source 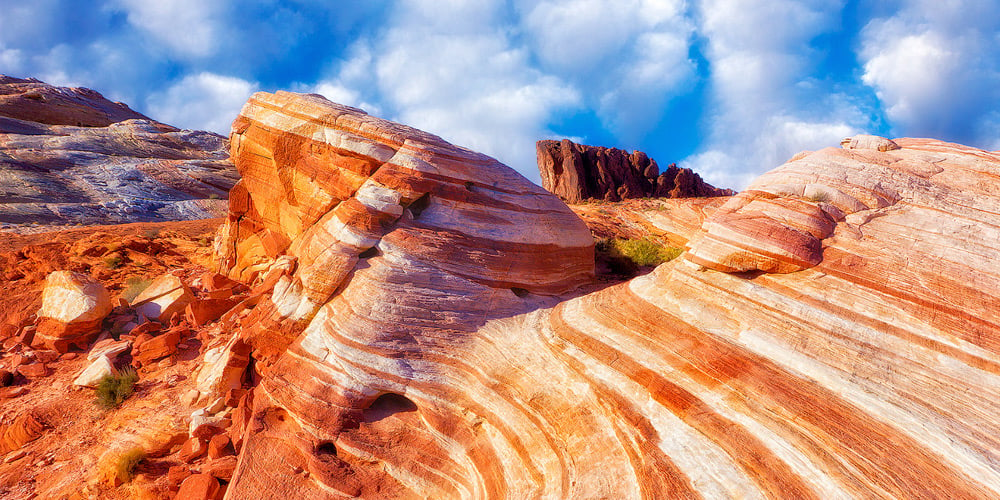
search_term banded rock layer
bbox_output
[215,92,596,496]
[221,105,1000,500]
[0,75,238,227]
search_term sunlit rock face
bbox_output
[0,75,237,226]
[223,114,1000,499]
[217,91,596,497]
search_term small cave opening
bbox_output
[358,246,380,259]
[464,181,475,191]
[315,441,338,458]
[510,287,530,298]
[362,392,418,423]
[408,193,432,218]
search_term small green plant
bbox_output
[103,254,124,269]
[805,191,831,203]
[121,277,152,303]
[95,367,139,410]
[113,446,146,484]
[208,193,220,200]
[596,238,683,275]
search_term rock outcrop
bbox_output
[536,138,733,202]
[0,75,238,228]
[34,270,112,351]
[213,91,595,497]
[216,127,1000,498]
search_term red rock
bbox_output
[0,370,12,387]
[33,271,112,352]
[536,139,733,202]
[132,273,195,323]
[184,298,239,327]
[15,362,49,378]
[59,352,77,361]
[178,437,207,463]
[204,455,237,481]
[206,434,233,460]
[33,350,59,363]
[167,465,192,492]
[0,75,150,127]
[175,473,221,500]
[128,321,161,337]
[0,412,45,454]
[0,386,28,399]
[131,327,182,368]
[192,422,226,441]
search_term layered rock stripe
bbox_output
[220,92,1000,500]
[0,75,238,226]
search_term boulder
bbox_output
[175,473,221,500]
[132,273,195,323]
[204,455,237,481]
[15,362,49,378]
[185,298,239,327]
[73,355,116,388]
[178,437,208,463]
[206,434,233,460]
[536,138,734,202]
[34,270,112,352]
[0,412,45,454]
[87,338,131,361]
[131,327,183,368]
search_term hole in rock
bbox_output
[510,287,529,298]
[408,193,431,218]
[315,441,338,458]
[362,393,418,423]
[464,181,475,191]
[358,246,380,259]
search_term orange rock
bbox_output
[15,362,49,378]
[0,411,45,454]
[184,298,239,327]
[178,437,207,463]
[206,434,233,460]
[167,465,192,492]
[175,473,221,500]
[204,455,237,481]
[0,370,12,387]
[132,273,195,323]
[131,327,182,368]
[33,270,112,352]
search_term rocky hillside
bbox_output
[1,89,999,499]
[0,76,238,229]
[537,138,733,202]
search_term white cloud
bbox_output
[146,72,257,134]
[681,0,867,190]
[311,0,582,182]
[859,1,1000,146]
[113,0,225,58]
[519,0,696,139]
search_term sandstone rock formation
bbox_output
[537,138,733,202]
[34,270,112,352]
[212,91,595,497]
[215,124,1000,498]
[0,75,238,228]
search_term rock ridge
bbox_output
[536,138,733,202]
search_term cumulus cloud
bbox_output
[146,72,257,134]
[681,0,867,190]
[312,0,582,181]
[519,0,696,140]
[859,1,1000,147]
[112,0,225,59]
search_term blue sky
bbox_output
[1,0,998,190]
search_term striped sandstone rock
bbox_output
[222,104,1000,500]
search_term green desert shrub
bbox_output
[113,446,146,484]
[95,367,139,410]
[596,238,683,275]
[121,277,152,303]
[103,253,124,269]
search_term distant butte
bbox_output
[536,138,733,202]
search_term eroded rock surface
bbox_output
[0,75,238,227]
[536,138,733,202]
[220,129,1000,499]
[34,270,112,352]
[215,91,595,497]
